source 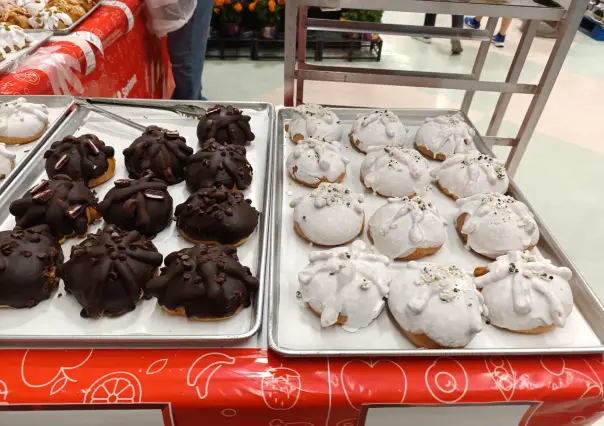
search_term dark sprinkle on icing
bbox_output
[197,104,255,146]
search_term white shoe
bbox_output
[412,36,432,44]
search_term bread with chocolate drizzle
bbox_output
[196,105,255,146]
[175,186,259,246]
[185,139,253,192]
[9,175,100,242]
[0,225,64,309]
[44,134,116,187]
[99,175,173,236]
[147,244,259,320]
[123,126,193,184]
[58,225,163,318]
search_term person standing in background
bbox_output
[464,16,512,47]
[414,14,464,54]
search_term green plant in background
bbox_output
[340,9,384,23]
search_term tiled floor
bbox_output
[203,12,604,302]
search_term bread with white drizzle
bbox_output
[415,113,476,161]
[473,250,573,334]
[388,262,487,348]
[349,110,408,153]
[0,97,49,144]
[0,23,33,62]
[28,6,72,29]
[0,143,15,179]
[286,136,349,187]
[286,104,342,143]
[298,240,391,332]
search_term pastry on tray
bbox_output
[298,240,391,332]
[58,225,163,318]
[415,113,476,161]
[286,104,342,143]
[0,143,15,180]
[99,175,174,236]
[431,150,509,200]
[474,250,573,334]
[28,6,73,29]
[368,196,446,261]
[44,134,116,187]
[456,193,539,259]
[0,23,34,61]
[388,262,487,349]
[0,0,22,15]
[123,126,193,184]
[45,0,86,20]
[22,0,47,17]
[2,7,30,28]
[9,175,101,243]
[0,97,49,144]
[196,104,255,146]
[0,225,63,309]
[184,139,252,192]
[290,182,365,246]
[286,136,349,187]
[360,146,431,198]
[349,110,408,153]
[147,244,259,321]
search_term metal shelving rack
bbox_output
[283,0,590,176]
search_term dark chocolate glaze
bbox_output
[99,176,173,236]
[58,225,163,318]
[123,126,193,184]
[175,186,259,245]
[44,134,115,186]
[185,140,253,192]
[196,105,255,146]
[147,244,259,319]
[0,225,64,309]
[9,175,99,240]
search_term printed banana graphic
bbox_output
[187,352,236,400]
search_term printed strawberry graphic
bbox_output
[262,365,301,410]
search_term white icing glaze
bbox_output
[415,113,476,159]
[28,6,73,30]
[23,0,47,16]
[298,240,391,332]
[432,150,509,198]
[474,250,573,331]
[388,262,487,348]
[360,146,432,197]
[286,137,350,186]
[0,24,34,61]
[0,97,49,140]
[0,143,15,178]
[349,110,408,152]
[288,104,343,142]
[290,182,365,246]
[368,196,446,259]
[456,193,539,259]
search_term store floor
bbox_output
[203,12,604,303]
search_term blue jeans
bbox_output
[167,0,213,100]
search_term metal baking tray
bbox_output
[0,31,52,76]
[0,98,274,347]
[268,107,604,357]
[25,0,104,35]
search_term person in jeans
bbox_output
[464,16,512,47]
[414,14,464,54]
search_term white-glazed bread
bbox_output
[415,113,476,160]
[349,110,408,153]
[0,143,15,179]
[28,6,72,29]
[0,97,49,144]
[0,23,33,61]
[286,137,349,187]
[287,104,342,143]
[22,0,47,16]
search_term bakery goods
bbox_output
[45,0,85,20]
[415,113,476,161]
[0,97,49,144]
[175,186,258,246]
[456,193,539,259]
[286,104,342,143]
[349,110,408,153]
[298,240,391,332]
[360,146,431,198]
[58,225,163,318]
[0,143,15,179]
[48,0,94,11]
[28,6,73,29]
[388,262,487,349]
[9,175,100,243]
[474,250,573,334]
[123,126,193,184]
[44,134,116,187]
[147,244,259,321]
[368,196,446,260]
[431,150,509,200]
[0,23,34,62]
[22,0,47,16]
[286,137,349,187]
[0,225,63,309]
[99,176,173,236]
[196,105,255,146]
[184,139,252,192]
[0,0,22,14]
[3,7,30,28]
[290,183,364,246]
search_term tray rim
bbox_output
[268,106,604,357]
[0,31,53,76]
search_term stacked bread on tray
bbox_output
[0,104,261,322]
[0,0,98,31]
[286,104,574,349]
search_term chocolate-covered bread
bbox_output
[185,140,253,192]
[123,126,193,184]
[58,225,163,318]
[44,134,116,187]
[99,176,173,236]
[175,186,259,246]
[147,244,259,320]
[196,105,255,146]
[9,175,100,242]
[0,225,64,309]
